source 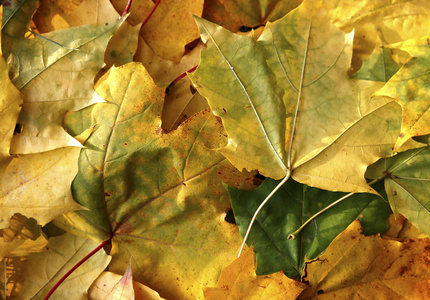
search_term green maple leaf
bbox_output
[366,145,430,237]
[229,178,390,277]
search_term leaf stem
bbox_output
[287,178,380,240]
[123,0,133,15]
[173,65,198,85]
[238,171,291,257]
[142,0,161,27]
[43,238,111,300]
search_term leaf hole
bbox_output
[224,208,236,224]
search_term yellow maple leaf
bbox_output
[205,247,307,299]
[301,220,430,299]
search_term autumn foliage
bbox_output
[1,0,430,299]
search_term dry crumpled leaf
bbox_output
[300,220,430,299]
[205,246,307,299]
[89,265,165,300]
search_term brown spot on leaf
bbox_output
[156,126,166,135]
[399,132,404,138]
[124,142,128,146]
[116,222,132,235]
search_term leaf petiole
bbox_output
[43,238,111,300]
[238,170,291,257]
[287,178,380,240]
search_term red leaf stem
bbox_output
[123,0,133,15]
[122,0,133,15]
[172,65,198,85]
[43,238,111,300]
[142,0,161,27]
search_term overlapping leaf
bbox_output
[1,233,111,299]
[204,247,307,299]
[324,0,430,71]
[366,145,430,238]
[55,63,250,299]
[2,0,124,153]
[89,268,164,300]
[300,220,430,299]
[0,28,82,229]
[111,0,204,63]
[190,0,401,193]
[374,37,430,149]
[203,0,302,31]
[0,214,48,259]
[229,178,390,277]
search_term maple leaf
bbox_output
[366,145,430,238]
[111,0,204,63]
[374,38,430,150]
[162,76,208,130]
[324,0,430,72]
[229,178,391,277]
[0,214,48,259]
[2,233,111,299]
[0,28,82,230]
[205,246,307,299]
[300,220,430,299]
[88,266,165,300]
[2,0,124,153]
[54,63,251,299]
[33,0,141,68]
[202,0,302,31]
[190,0,401,193]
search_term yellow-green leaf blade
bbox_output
[191,0,399,192]
[2,0,124,153]
[366,145,430,237]
[190,16,288,179]
[57,63,246,298]
[374,37,430,150]
[3,233,111,299]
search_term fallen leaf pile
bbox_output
[1,0,430,299]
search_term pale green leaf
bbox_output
[366,146,430,237]
[2,0,123,153]
[190,0,400,193]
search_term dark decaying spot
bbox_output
[317,289,324,294]
[14,124,23,135]
[224,208,236,224]
[239,25,262,32]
